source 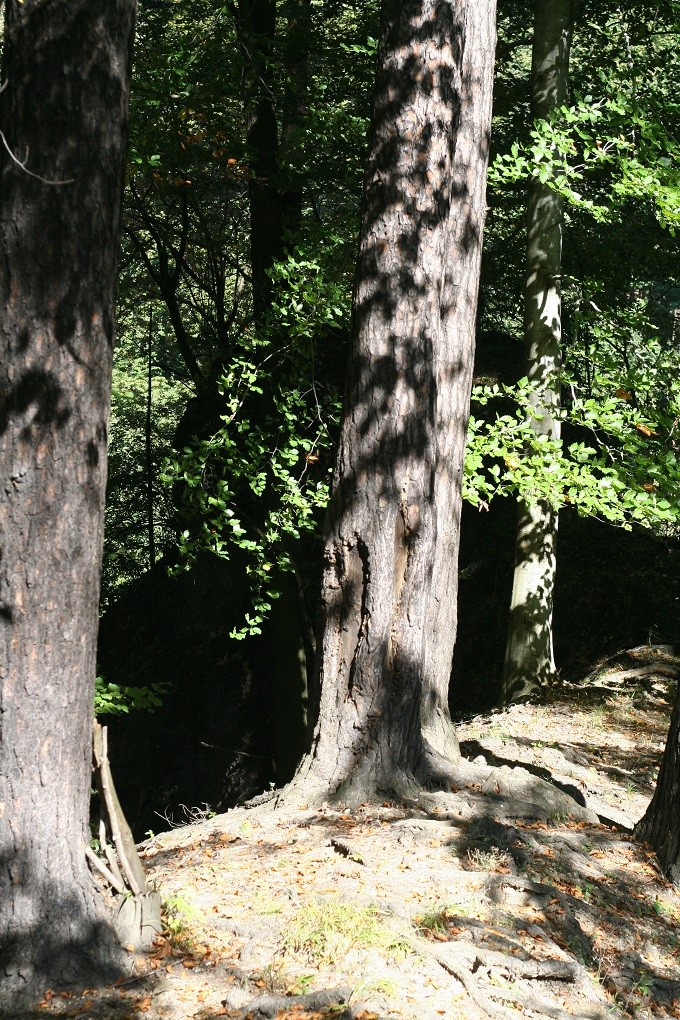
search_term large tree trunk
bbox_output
[635,682,680,884]
[292,0,497,804]
[0,0,136,1008]
[500,0,572,705]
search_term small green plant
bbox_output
[653,897,678,920]
[286,972,316,996]
[162,895,199,948]
[281,899,408,965]
[581,882,595,903]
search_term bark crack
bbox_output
[346,535,370,702]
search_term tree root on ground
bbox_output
[484,874,595,967]
[221,985,352,1018]
[402,930,610,1020]
[378,884,612,1020]
[274,753,600,826]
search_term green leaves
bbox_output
[161,260,344,638]
[489,95,680,230]
[465,330,680,532]
[95,678,167,716]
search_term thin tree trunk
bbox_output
[500,0,572,706]
[146,308,156,570]
[0,0,136,1008]
[236,0,284,326]
[635,682,680,884]
[233,0,311,772]
[280,0,310,236]
[292,0,497,804]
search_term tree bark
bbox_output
[0,0,136,1008]
[500,0,572,706]
[635,681,680,884]
[292,0,497,804]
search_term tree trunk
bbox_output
[146,308,156,570]
[635,682,680,884]
[500,0,572,706]
[292,0,497,804]
[280,0,310,236]
[236,0,284,326]
[0,0,136,1008]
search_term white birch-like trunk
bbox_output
[500,0,572,705]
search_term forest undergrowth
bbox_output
[22,647,680,1020]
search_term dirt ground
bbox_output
[24,647,680,1020]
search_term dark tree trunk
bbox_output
[0,0,136,1008]
[280,0,310,236]
[293,0,497,804]
[146,309,156,570]
[635,682,680,884]
[236,0,284,326]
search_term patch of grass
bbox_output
[415,906,452,935]
[466,846,511,871]
[351,976,399,1001]
[281,898,408,965]
[251,961,290,993]
[251,881,284,915]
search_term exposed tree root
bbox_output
[400,932,516,1020]
[485,874,594,966]
[401,928,608,1020]
[221,985,352,1018]
[273,750,599,826]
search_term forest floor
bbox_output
[26,646,680,1020]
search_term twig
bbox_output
[0,129,74,185]
[93,722,148,896]
[85,845,127,897]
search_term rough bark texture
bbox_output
[0,0,136,1008]
[293,0,497,804]
[635,682,680,883]
[500,0,572,705]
